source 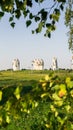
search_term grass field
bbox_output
[0,69,73,79]
[0,70,46,87]
[0,69,73,87]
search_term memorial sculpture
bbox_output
[32,59,44,70]
[12,59,20,71]
[52,57,58,70]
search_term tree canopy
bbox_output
[65,0,73,51]
[0,0,73,50]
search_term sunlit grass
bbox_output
[0,69,73,87]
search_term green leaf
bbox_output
[35,16,40,22]
[9,16,14,22]
[52,14,60,22]
[41,11,47,21]
[5,100,11,111]
[65,77,71,84]
[15,9,21,19]
[46,24,52,32]
[35,28,39,33]
[35,0,38,2]
[35,22,43,33]
[39,0,44,2]
[52,20,55,25]
[14,87,21,100]
[10,22,15,28]
[51,25,56,31]
[41,92,49,98]
[60,4,64,10]
[26,20,32,27]
[39,9,44,14]
[17,1,23,10]
[57,0,66,2]
[0,116,2,125]
[50,14,52,19]
[52,93,61,101]
[27,0,32,7]
[67,81,73,88]
[46,23,51,28]
[52,85,60,91]
[45,29,51,37]
[65,77,73,88]
[54,9,60,14]
[59,84,66,90]
[23,9,29,17]
[0,91,2,101]
[35,0,44,2]
[0,12,4,19]
[32,30,35,34]
[29,13,34,19]
[6,115,10,124]
[38,22,43,32]
[48,32,51,38]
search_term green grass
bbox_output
[0,69,73,90]
[0,69,73,87]
[0,69,72,91]
[0,70,46,87]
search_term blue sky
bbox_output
[0,3,72,70]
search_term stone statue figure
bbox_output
[12,59,20,71]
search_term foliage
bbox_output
[0,0,66,37]
[65,0,73,51]
[0,71,73,130]
[1,0,73,50]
